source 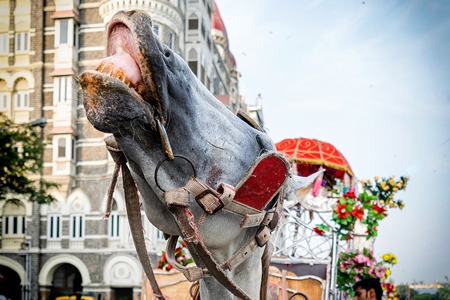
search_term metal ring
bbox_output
[154,155,197,192]
[288,292,309,300]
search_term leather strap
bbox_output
[165,235,210,281]
[221,227,270,271]
[166,202,253,300]
[164,183,284,299]
[182,177,280,229]
[105,136,166,300]
[184,177,235,214]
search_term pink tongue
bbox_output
[101,48,143,86]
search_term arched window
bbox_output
[70,214,84,239]
[15,32,29,53]
[12,78,29,122]
[13,78,29,106]
[1,199,27,249]
[2,200,26,237]
[65,194,88,249]
[108,200,120,239]
[0,79,10,116]
[47,214,61,240]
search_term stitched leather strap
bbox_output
[105,136,166,300]
[164,184,283,300]
[221,227,270,271]
[184,177,235,214]
[183,177,279,229]
[166,203,252,300]
[165,235,210,281]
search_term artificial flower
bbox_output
[351,206,364,220]
[336,204,350,219]
[158,239,193,271]
[373,203,386,215]
[343,190,357,199]
[338,248,398,299]
[313,226,325,236]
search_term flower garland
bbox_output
[361,176,409,209]
[313,175,409,241]
[311,175,409,297]
[337,248,400,300]
[157,240,194,271]
[313,190,386,241]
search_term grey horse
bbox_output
[79,10,316,300]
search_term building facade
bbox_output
[0,0,264,299]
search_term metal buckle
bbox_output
[255,226,271,247]
[195,189,223,214]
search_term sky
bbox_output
[217,0,450,284]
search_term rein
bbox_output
[104,132,289,300]
[105,136,166,300]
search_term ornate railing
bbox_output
[272,205,350,300]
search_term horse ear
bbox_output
[285,168,324,193]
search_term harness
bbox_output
[104,128,289,300]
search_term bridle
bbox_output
[103,117,289,300]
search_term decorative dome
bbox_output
[211,1,228,47]
[228,51,236,67]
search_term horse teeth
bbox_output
[95,61,105,71]
[102,63,114,76]
[114,69,127,81]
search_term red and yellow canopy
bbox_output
[275,137,354,177]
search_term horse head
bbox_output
[79,10,315,299]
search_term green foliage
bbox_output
[412,293,438,300]
[437,283,450,300]
[396,285,419,300]
[396,283,449,300]
[0,113,58,203]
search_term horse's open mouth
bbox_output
[96,22,149,101]
[87,17,165,114]
[79,15,164,133]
